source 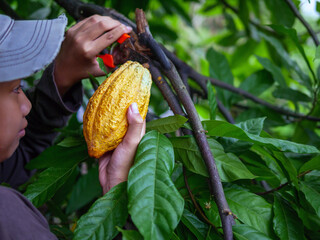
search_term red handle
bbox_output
[97,54,115,68]
[117,33,131,44]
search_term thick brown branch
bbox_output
[284,0,319,46]
[135,9,235,239]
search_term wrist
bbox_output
[53,61,75,96]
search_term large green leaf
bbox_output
[146,115,188,133]
[259,32,311,89]
[180,209,209,240]
[116,227,143,240]
[265,0,295,27]
[203,120,319,154]
[170,136,255,181]
[24,167,76,207]
[300,181,320,218]
[230,39,258,68]
[236,70,274,98]
[225,188,273,236]
[235,117,265,135]
[272,87,311,103]
[273,196,304,240]
[233,224,272,240]
[25,144,89,169]
[270,24,316,83]
[272,151,298,188]
[66,166,102,214]
[73,182,128,240]
[299,155,320,173]
[127,131,184,240]
[206,47,234,108]
[256,55,286,87]
[251,145,286,184]
[180,209,221,240]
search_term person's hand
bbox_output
[54,15,132,96]
[98,103,146,194]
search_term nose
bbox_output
[20,91,32,117]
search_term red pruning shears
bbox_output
[97,33,131,68]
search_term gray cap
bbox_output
[0,14,68,82]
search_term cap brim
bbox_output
[0,14,67,82]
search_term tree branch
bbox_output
[255,170,311,195]
[284,0,319,46]
[135,9,235,239]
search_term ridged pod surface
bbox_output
[83,61,152,158]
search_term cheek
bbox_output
[0,100,22,161]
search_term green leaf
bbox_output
[273,196,304,240]
[206,47,234,108]
[26,144,89,170]
[272,151,298,188]
[230,39,258,68]
[170,136,255,181]
[272,87,311,102]
[300,155,320,173]
[180,209,209,240]
[116,227,143,240]
[146,115,188,133]
[57,136,85,147]
[256,55,286,87]
[265,0,295,27]
[127,131,184,240]
[225,188,273,236]
[235,117,265,135]
[24,167,76,207]
[251,145,286,183]
[233,224,272,240]
[203,120,319,154]
[259,32,311,89]
[207,81,217,120]
[270,24,316,83]
[73,182,128,240]
[97,57,109,75]
[240,70,274,96]
[300,181,320,218]
[66,166,102,214]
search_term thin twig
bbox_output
[219,0,278,37]
[284,0,319,46]
[183,167,218,230]
[255,170,311,195]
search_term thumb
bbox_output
[122,103,145,148]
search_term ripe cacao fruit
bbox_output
[83,61,152,158]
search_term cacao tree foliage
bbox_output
[2,0,320,239]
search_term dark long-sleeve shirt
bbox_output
[0,63,83,240]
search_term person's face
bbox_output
[0,80,31,162]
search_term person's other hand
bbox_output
[54,15,132,95]
[98,103,146,195]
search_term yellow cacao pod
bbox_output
[83,61,152,158]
